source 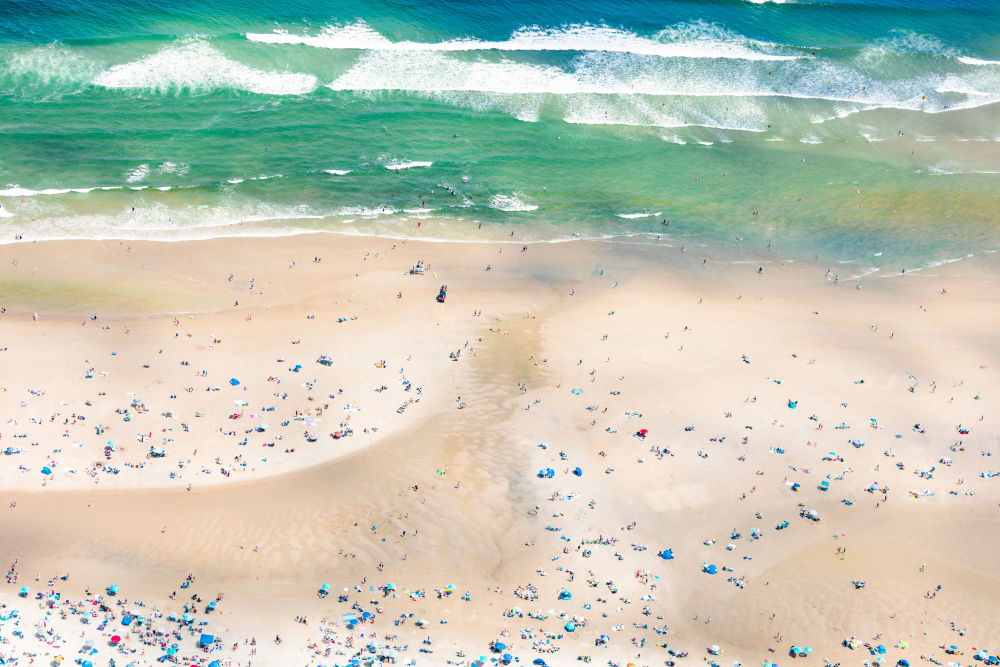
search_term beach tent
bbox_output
[573,467,583,476]
[121,615,133,626]
[199,634,214,647]
[659,549,674,560]
[229,378,240,386]
[342,613,358,624]
[704,564,719,575]
[819,481,830,491]
[558,589,572,600]
[897,661,909,667]
[41,466,52,475]
[534,660,548,666]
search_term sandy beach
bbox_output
[1,233,998,667]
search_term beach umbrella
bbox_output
[534,660,548,666]
[229,378,240,386]
[122,615,133,625]
[362,611,372,619]
[573,467,583,476]
[897,661,909,667]
[182,613,193,623]
[493,642,506,652]
[107,584,119,595]
[110,635,121,644]
[320,583,330,591]
[659,549,674,560]
[166,648,176,656]
[19,586,28,596]
[711,645,721,654]
[41,466,52,475]
[386,582,395,589]
[565,622,576,632]
[704,564,719,575]
[82,661,93,667]
[208,662,221,667]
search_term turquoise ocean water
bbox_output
[1,0,998,271]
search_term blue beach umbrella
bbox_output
[704,564,718,574]
[659,549,674,560]
[229,378,240,386]
[107,584,119,595]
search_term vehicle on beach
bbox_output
[437,284,447,302]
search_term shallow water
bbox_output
[1,0,998,270]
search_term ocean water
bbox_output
[1,0,999,270]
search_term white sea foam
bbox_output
[3,42,98,85]
[249,20,802,61]
[323,169,352,175]
[157,161,190,176]
[863,30,959,58]
[326,47,1000,118]
[957,56,1000,66]
[0,185,100,197]
[661,134,687,144]
[334,206,398,217]
[383,160,433,171]
[125,164,150,183]
[227,178,245,184]
[0,205,13,218]
[488,193,537,212]
[93,39,317,95]
[616,211,663,219]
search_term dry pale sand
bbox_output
[0,234,998,667]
